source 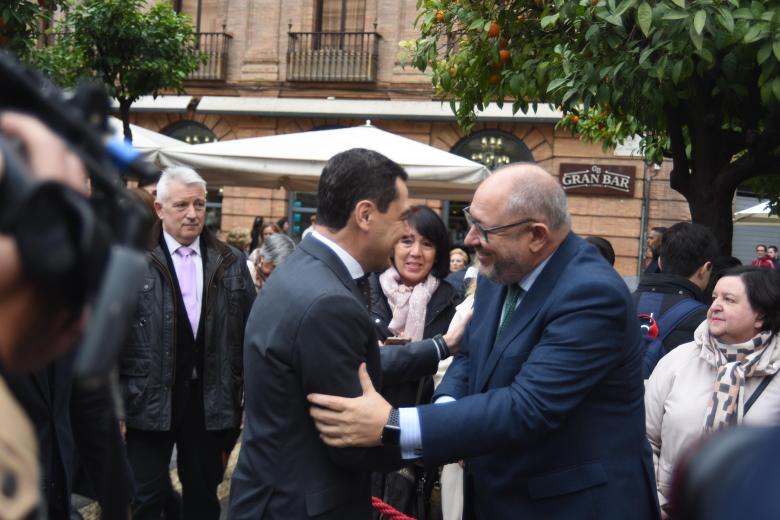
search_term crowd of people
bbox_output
[2,111,780,520]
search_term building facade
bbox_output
[129,0,691,275]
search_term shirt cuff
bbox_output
[435,395,456,404]
[399,407,423,460]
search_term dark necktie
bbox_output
[355,274,371,312]
[495,284,522,344]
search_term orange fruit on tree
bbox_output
[435,10,445,23]
[489,73,500,84]
[488,21,500,38]
[517,15,526,23]
[499,37,509,49]
[499,49,511,64]
[570,115,580,125]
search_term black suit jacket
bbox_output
[229,236,402,519]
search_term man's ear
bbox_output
[154,201,164,220]
[528,223,550,253]
[354,200,374,231]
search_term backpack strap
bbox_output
[745,371,778,415]
[637,291,664,317]
[654,298,706,343]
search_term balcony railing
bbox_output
[189,32,232,81]
[287,31,380,82]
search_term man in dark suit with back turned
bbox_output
[229,148,465,519]
[309,164,659,520]
[121,166,256,519]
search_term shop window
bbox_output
[451,129,534,171]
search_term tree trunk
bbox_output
[119,98,133,143]
[686,181,735,256]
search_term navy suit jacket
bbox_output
[420,233,659,519]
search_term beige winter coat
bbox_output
[645,333,780,516]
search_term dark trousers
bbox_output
[125,380,227,520]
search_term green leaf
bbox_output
[639,47,653,65]
[615,0,637,17]
[509,74,523,96]
[541,13,560,29]
[670,0,685,8]
[774,40,780,62]
[672,60,683,84]
[772,77,780,101]
[662,10,690,20]
[637,2,652,36]
[732,8,753,19]
[743,25,766,44]
[693,10,706,35]
[717,8,735,33]
[758,42,772,64]
[689,22,704,49]
[605,13,623,26]
[547,77,567,92]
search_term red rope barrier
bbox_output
[371,496,416,520]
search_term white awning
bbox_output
[111,96,192,113]
[158,123,489,199]
[195,96,563,122]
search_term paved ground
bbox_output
[77,441,241,519]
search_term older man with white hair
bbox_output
[120,166,255,519]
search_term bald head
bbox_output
[466,163,571,284]
[482,163,571,231]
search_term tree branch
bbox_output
[721,114,780,192]
[665,104,691,199]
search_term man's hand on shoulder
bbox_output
[308,363,391,448]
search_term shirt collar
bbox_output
[311,230,364,280]
[162,230,201,257]
[517,252,553,293]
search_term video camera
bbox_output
[0,51,155,384]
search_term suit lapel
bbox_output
[475,233,581,391]
[470,279,504,393]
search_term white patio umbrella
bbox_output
[734,202,779,223]
[108,117,186,163]
[158,123,490,199]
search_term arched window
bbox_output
[451,129,534,170]
[446,130,534,245]
[161,120,218,145]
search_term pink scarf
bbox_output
[378,266,439,341]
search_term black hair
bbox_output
[400,205,451,280]
[756,244,767,251]
[276,216,288,229]
[138,171,161,188]
[317,148,408,230]
[705,256,743,304]
[585,236,615,266]
[249,216,264,251]
[717,266,780,335]
[659,222,718,277]
[651,226,668,234]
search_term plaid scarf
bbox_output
[698,321,779,432]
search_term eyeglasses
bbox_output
[463,206,536,243]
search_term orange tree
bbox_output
[409,0,780,254]
[33,0,204,142]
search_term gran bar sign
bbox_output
[559,163,636,198]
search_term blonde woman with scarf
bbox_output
[645,266,780,518]
[368,205,459,518]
